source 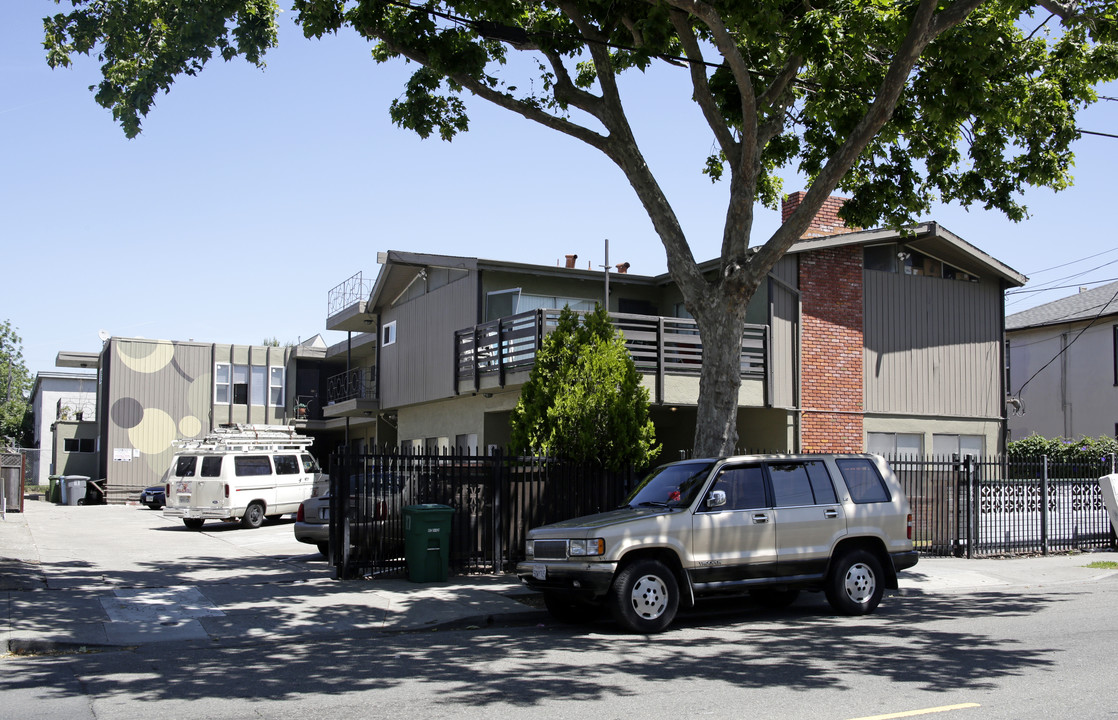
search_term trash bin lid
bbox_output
[61,475,92,481]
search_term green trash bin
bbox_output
[48,476,62,504]
[403,504,455,583]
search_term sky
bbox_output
[4,3,1118,378]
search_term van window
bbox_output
[301,454,321,474]
[234,456,273,477]
[175,456,197,477]
[274,455,300,475]
[201,457,222,477]
[835,459,891,503]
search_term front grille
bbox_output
[534,539,568,560]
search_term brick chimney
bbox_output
[782,191,859,239]
[564,254,578,268]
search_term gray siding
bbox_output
[863,270,1003,418]
[380,275,477,408]
[769,255,799,409]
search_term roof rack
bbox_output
[173,424,314,453]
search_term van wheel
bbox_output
[183,518,205,530]
[240,502,266,529]
[825,549,884,615]
[609,559,679,633]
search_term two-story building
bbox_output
[322,195,1027,459]
[27,370,98,485]
[1006,280,1118,441]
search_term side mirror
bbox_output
[706,489,727,508]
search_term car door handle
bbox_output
[824,508,838,519]
[752,513,770,523]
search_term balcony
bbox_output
[326,271,376,332]
[454,310,770,406]
[323,366,379,419]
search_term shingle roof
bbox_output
[1006,280,1118,330]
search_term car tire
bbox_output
[543,592,600,625]
[183,518,205,530]
[240,502,266,529]
[609,559,679,633]
[751,587,801,609]
[825,549,885,615]
[316,542,330,559]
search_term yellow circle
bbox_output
[128,408,178,455]
[179,415,203,439]
[117,340,175,374]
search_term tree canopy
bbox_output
[510,305,659,470]
[0,320,33,448]
[44,0,1118,456]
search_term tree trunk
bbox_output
[692,299,751,457]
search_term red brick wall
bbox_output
[782,191,858,238]
[799,247,865,452]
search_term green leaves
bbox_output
[510,306,660,471]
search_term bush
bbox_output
[1007,435,1118,478]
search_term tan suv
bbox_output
[516,454,918,633]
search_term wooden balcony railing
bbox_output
[454,309,768,398]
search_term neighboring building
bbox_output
[27,370,98,485]
[1006,281,1118,441]
[55,335,355,500]
[324,194,1027,459]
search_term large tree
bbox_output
[44,0,1118,456]
[0,320,33,448]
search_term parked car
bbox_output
[517,453,918,633]
[295,495,330,558]
[139,486,166,510]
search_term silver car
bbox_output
[294,494,330,558]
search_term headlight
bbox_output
[568,538,605,557]
[525,540,534,559]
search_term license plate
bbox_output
[532,564,547,581]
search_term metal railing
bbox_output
[327,272,373,317]
[326,366,377,404]
[453,309,768,394]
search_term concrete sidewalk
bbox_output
[3,498,1117,653]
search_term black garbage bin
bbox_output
[403,504,455,582]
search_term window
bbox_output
[867,432,924,456]
[215,363,231,403]
[300,454,321,474]
[201,457,222,477]
[864,243,978,282]
[273,455,300,475]
[768,461,838,506]
[836,458,891,503]
[932,434,984,458]
[486,289,521,321]
[251,366,266,406]
[707,465,768,510]
[175,456,197,477]
[270,367,285,406]
[864,244,899,272]
[382,321,397,347]
[232,364,249,405]
[63,438,95,453]
[234,456,273,476]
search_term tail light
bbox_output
[296,503,305,522]
[907,513,913,540]
[225,484,230,499]
[165,483,170,496]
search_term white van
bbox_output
[162,424,327,530]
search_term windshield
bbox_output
[625,461,716,509]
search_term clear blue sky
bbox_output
[4,3,1117,377]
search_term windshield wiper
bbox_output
[637,501,671,508]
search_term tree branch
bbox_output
[668,8,740,167]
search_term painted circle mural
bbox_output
[128,408,178,455]
[117,340,175,374]
[110,397,144,430]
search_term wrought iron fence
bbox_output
[889,453,1117,557]
[328,449,637,579]
[327,450,1118,579]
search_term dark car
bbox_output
[139,486,166,510]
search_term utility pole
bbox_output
[601,238,611,310]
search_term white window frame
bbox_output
[382,321,397,348]
[215,363,231,404]
[269,366,285,407]
[251,365,267,406]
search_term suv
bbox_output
[516,454,918,633]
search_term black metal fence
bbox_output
[329,449,637,579]
[890,454,1117,557]
[328,450,1118,579]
